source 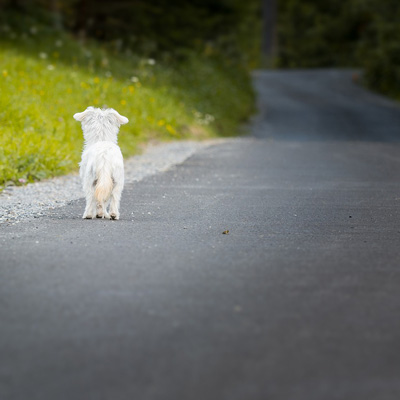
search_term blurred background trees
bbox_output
[276,0,400,99]
[0,0,261,68]
[1,0,399,99]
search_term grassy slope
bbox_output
[0,22,255,188]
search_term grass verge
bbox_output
[0,17,255,189]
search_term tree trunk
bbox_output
[262,0,277,66]
[51,0,63,30]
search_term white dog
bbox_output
[73,107,128,220]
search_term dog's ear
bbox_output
[73,107,95,122]
[109,109,129,125]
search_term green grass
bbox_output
[0,21,255,189]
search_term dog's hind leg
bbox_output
[104,198,112,219]
[109,183,123,220]
[96,201,111,219]
[96,203,104,218]
[83,192,96,219]
[82,178,97,219]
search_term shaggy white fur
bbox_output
[74,107,128,220]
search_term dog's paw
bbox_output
[83,214,94,219]
[110,213,119,220]
[95,213,111,219]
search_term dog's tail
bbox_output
[94,164,113,203]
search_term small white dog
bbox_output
[73,107,128,220]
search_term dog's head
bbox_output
[73,107,129,144]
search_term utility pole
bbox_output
[262,0,277,67]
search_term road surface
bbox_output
[1,69,400,400]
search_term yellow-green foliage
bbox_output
[0,27,255,189]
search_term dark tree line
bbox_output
[0,0,261,66]
[276,0,400,98]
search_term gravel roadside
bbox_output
[0,140,219,225]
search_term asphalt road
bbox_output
[2,69,400,400]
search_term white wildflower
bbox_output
[39,52,48,59]
[47,64,55,71]
[205,114,215,123]
[147,58,156,66]
[55,40,63,47]
[130,76,139,83]
[193,110,215,125]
